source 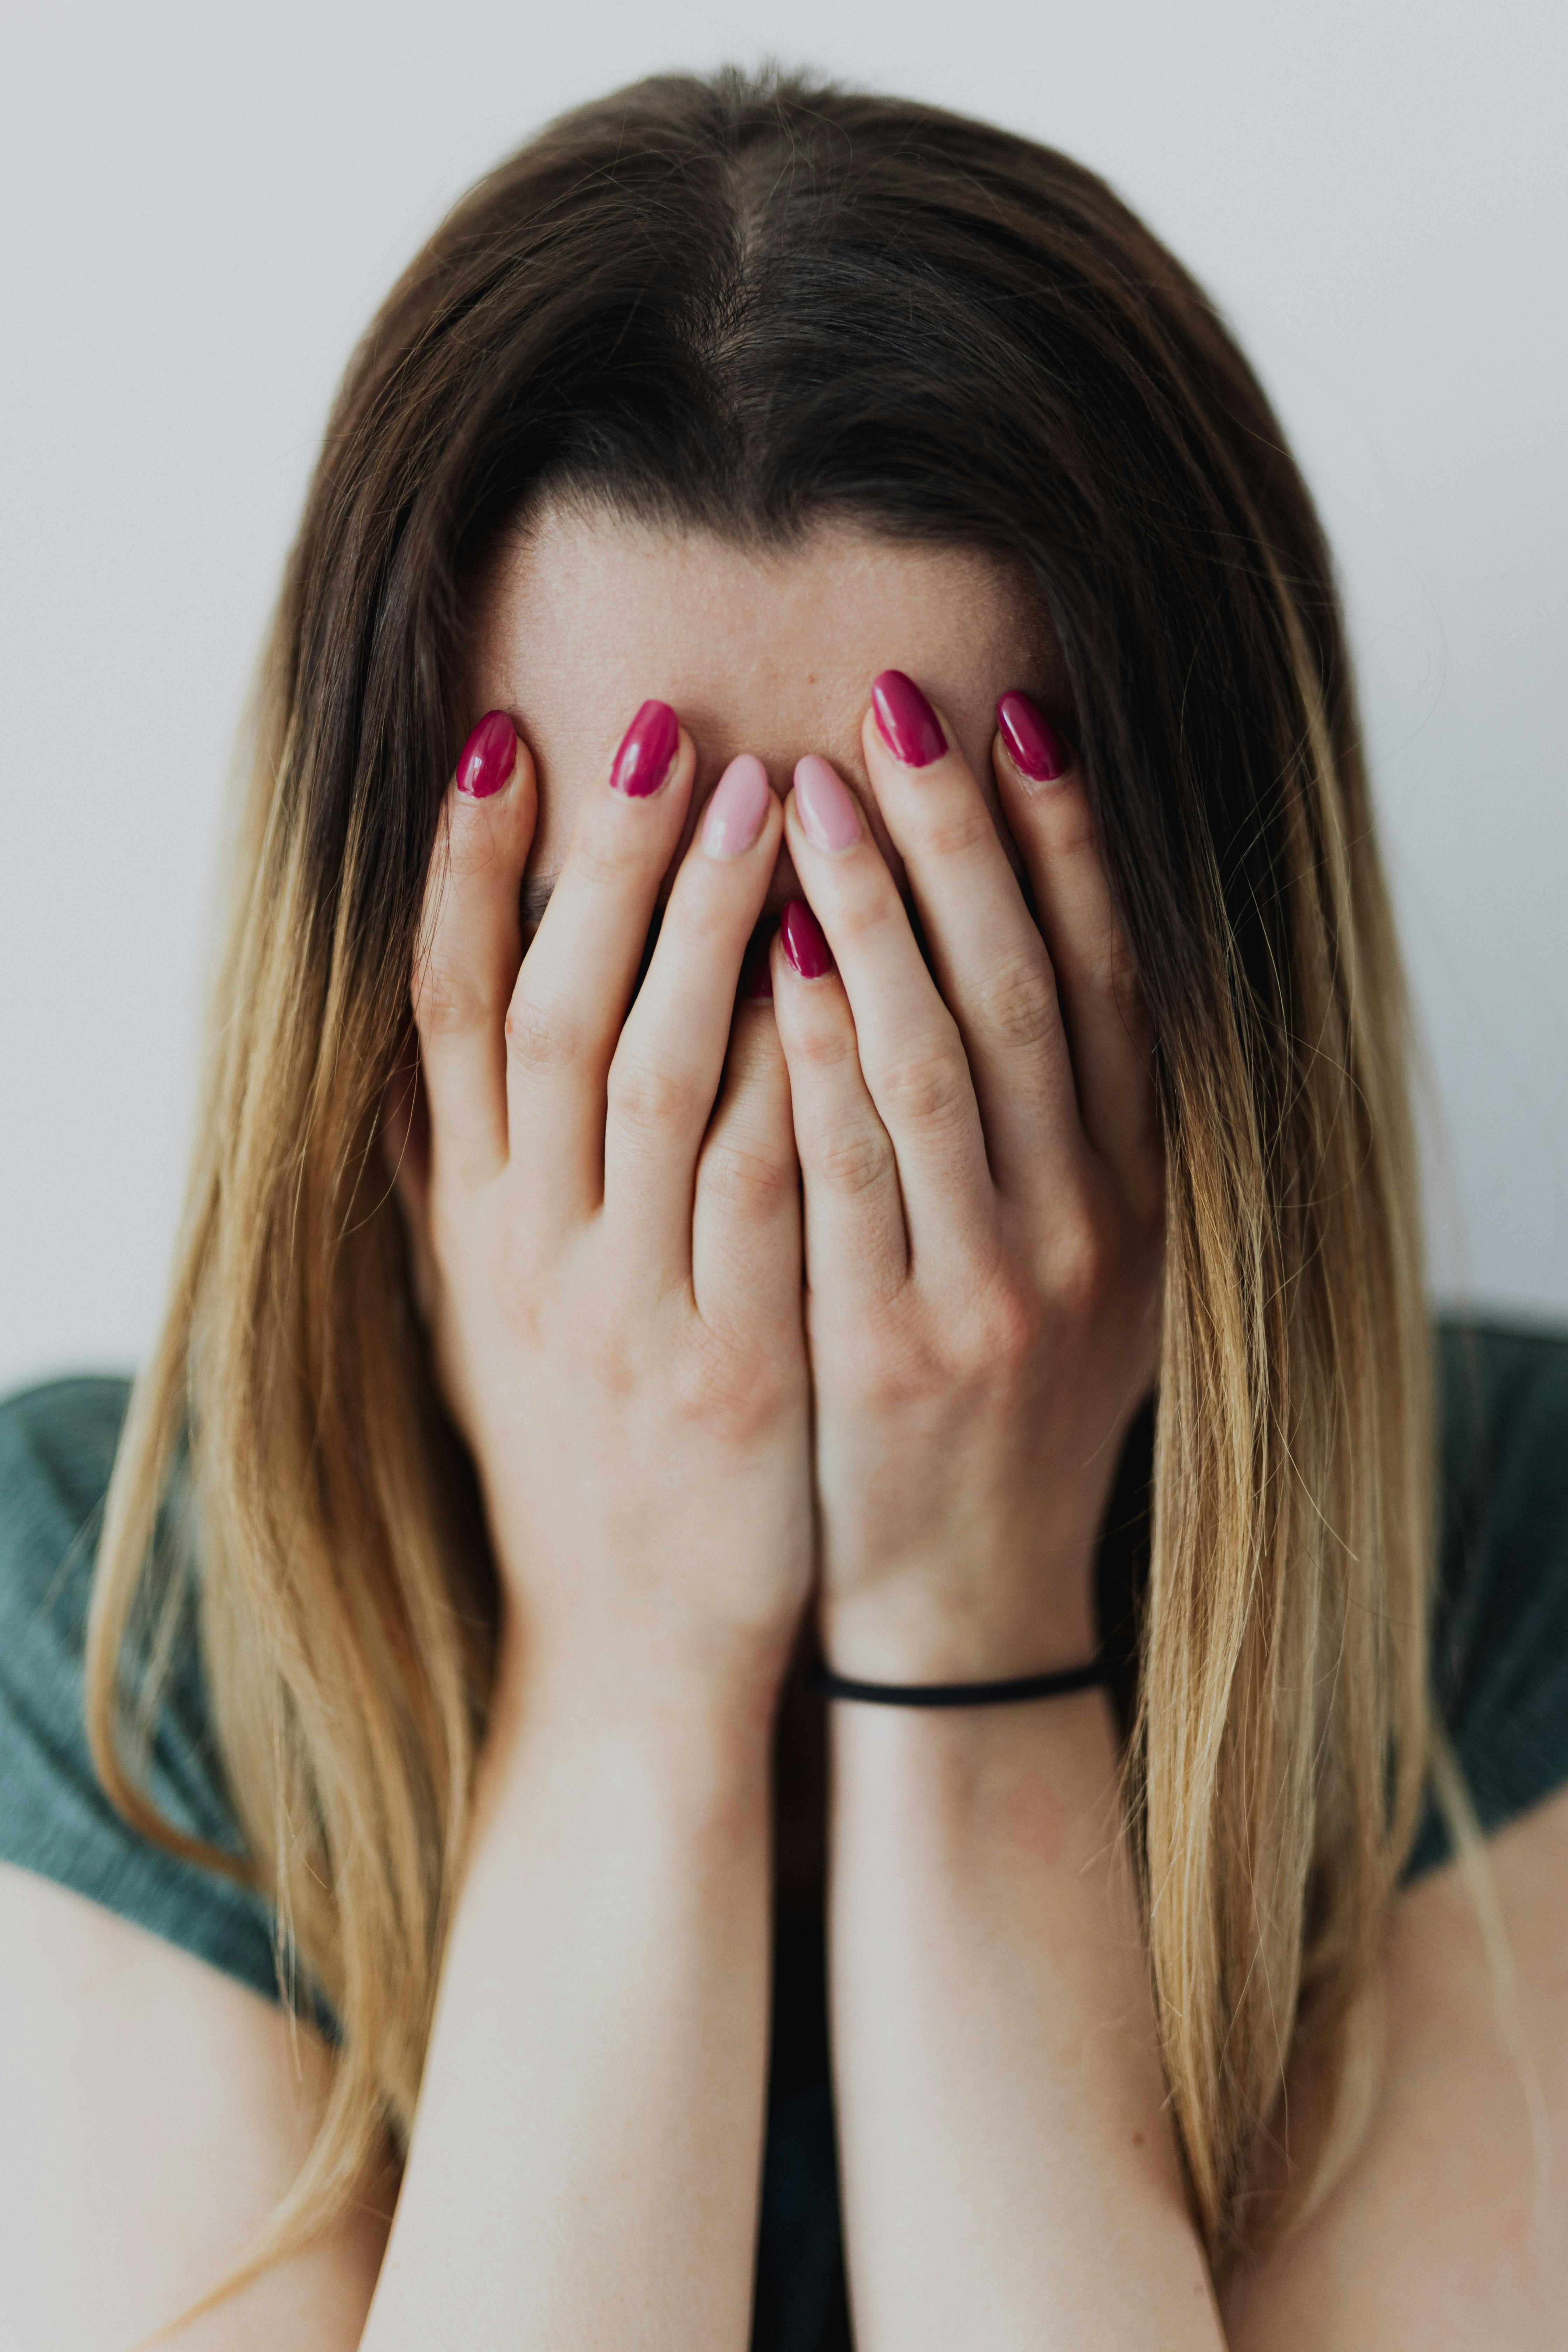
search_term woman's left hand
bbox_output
[768,671,1164,1683]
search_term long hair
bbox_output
[86,63,1433,2310]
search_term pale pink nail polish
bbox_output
[456,710,517,798]
[793,755,863,853]
[780,898,835,979]
[870,670,945,768]
[611,699,680,797]
[701,754,772,857]
[996,691,1070,782]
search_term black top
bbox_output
[3,1316,1567,2351]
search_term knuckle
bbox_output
[972,952,1059,1053]
[854,1319,945,1410]
[829,881,898,946]
[672,1329,784,1442]
[504,992,582,1081]
[792,1015,860,1074]
[973,1275,1044,1373]
[580,1306,639,1398]
[608,1051,700,1134]
[443,815,510,887]
[413,955,492,1042]
[572,813,652,894]
[1047,1208,1111,1320]
[810,1118,895,1199]
[917,799,994,862]
[700,1137,795,1218]
[1050,807,1100,862]
[875,1046,971,1133]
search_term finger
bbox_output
[503,699,692,1220]
[375,1024,443,1338]
[411,711,536,1191]
[780,754,995,1273]
[691,978,803,1342]
[603,754,783,1281]
[992,693,1160,1209]
[769,899,910,1306]
[857,669,1082,1207]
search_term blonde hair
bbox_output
[86,64,1437,2323]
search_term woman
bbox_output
[2,64,1564,2350]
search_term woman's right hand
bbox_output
[398,702,811,1723]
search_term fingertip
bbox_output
[867,669,948,770]
[455,708,520,800]
[610,699,690,801]
[993,692,1074,789]
[446,711,538,842]
[779,897,836,982]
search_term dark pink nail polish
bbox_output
[456,710,517,798]
[871,670,946,768]
[780,898,835,980]
[611,699,680,797]
[996,692,1070,782]
[742,929,776,1001]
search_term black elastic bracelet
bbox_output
[806,1655,1115,1707]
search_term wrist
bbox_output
[818,1564,1099,1689]
[484,1622,782,1815]
[826,1662,1124,1867]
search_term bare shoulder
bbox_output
[0,1858,391,2350]
[1223,1784,1568,2350]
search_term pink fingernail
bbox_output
[611,699,680,797]
[870,670,945,768]
[793,755,863,853]
[780,898,835,980]
[701,754,772,857]
[996,692,1070,783]
[456,710,517,798]
[742,928,776,1000]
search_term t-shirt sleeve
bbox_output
[0,1376,284,2007]
[1405,1318,1568,1881]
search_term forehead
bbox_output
[468,500,1059,885]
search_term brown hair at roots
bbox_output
[86,63,1435,2319]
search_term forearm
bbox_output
[360,1642,776,2350]
[827,1688,1224,2351]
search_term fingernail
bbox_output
[780,897,835,980]
[996,692,1070,783]
[701,753,772,857]
[870,670,945,768]
[456,710,518,798]
[793,754,862,852]
[742,928,776,1000]
[611,699,680,798]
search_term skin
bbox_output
[2,509,1565,2347]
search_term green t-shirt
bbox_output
[3,1318,1567,2352]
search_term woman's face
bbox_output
[469,500,1069,939]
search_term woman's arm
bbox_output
[359,1640,776,2350]
[366,708,808,2346]
[768,673,1192,2346]
[827,1686,1219,2349]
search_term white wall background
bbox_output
[1,0,1564,1394]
